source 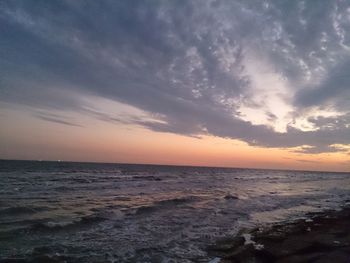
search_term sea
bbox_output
[0,160,350,262]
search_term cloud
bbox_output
[295,59,350,110]
[296,159,320,164]
[293,145,349,155]
[0,0,350,153]
[34,112,82,127]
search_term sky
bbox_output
[0,0,350,172]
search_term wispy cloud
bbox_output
[34,112,82,127]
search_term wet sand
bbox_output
[208,206,350,263]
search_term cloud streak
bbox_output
[34,112,83,127]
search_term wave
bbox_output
[29,214,107,233]
[131,175,162,181]
[135,196,197,215]
[0,252,78,263]
[0,206,49,216]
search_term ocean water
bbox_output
[0,160,350,262]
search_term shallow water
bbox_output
[0,160,349,262]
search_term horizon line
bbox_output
[1,158,349,174]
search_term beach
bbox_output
[208,206,350,262]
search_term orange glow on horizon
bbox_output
[1,106,349,172]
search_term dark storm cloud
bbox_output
[1,0,350,153]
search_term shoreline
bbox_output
[207,205,350,262]
[1,207,350,263]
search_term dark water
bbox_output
[0,160,350,262]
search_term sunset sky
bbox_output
[1,1,350,172]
